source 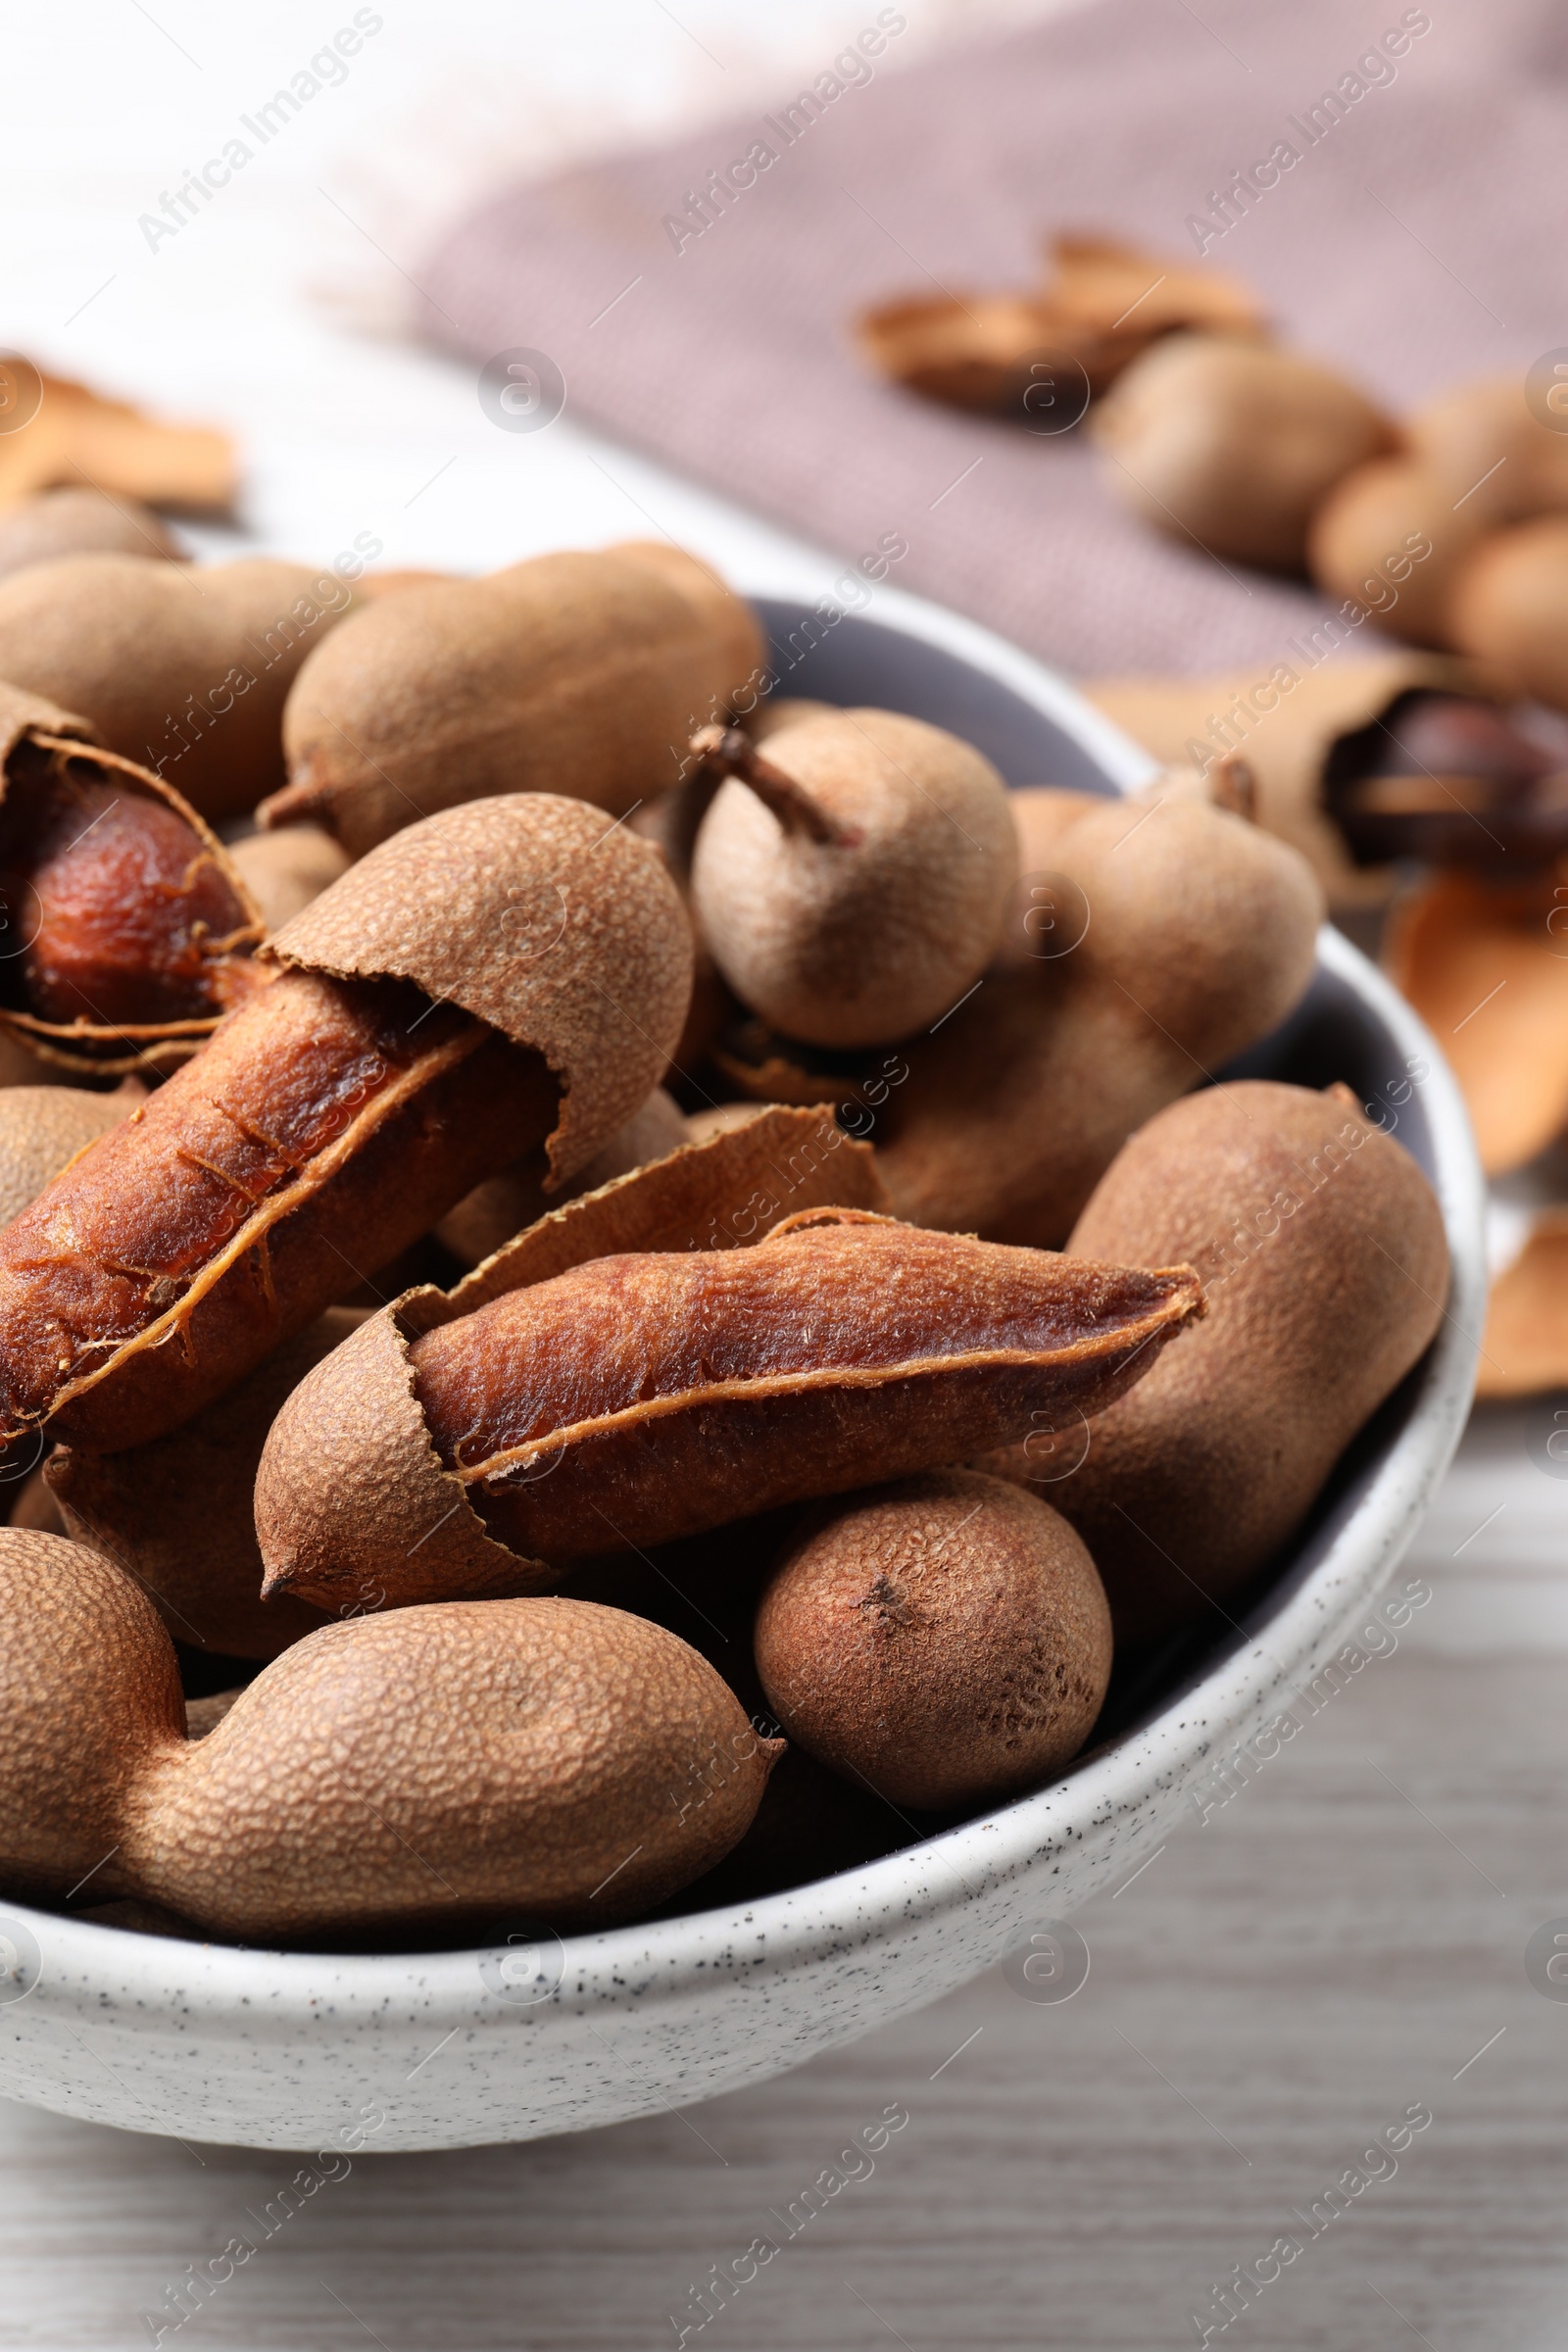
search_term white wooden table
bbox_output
[2,11,1564,2344]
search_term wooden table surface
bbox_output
[5,1631,1565,2352]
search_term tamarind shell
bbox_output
[263,793,692,1191]
[0,555,361,819]
[48,1309,363,1660]
[981,1081,1449,1643]
[255,1105,891,1606]
[872,793,1324,1243]
[0,698,264,1075]
[266,545,764,858]
[257,1192,1200,1614]
[1087,657,1481,906]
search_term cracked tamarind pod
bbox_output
[0,793,692,1454]
[256,1193,1202,1616]
[0,1529,778,1941]
[0,682,267,1077]
[979,1081,1450,1643]
[263,541,765,859]
[755,1468,1112,1810]
[870,789,1324,1246]
[688,709,1019,1049]
[0,555,362,819]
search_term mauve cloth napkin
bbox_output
[416,0,1568,679]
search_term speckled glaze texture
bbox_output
[0,586,1485,2151]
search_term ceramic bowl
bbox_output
[0,580,1485,2152]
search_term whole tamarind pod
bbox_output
[688,709,1019,1049]
[264,543,764,858]
[436,1085,689,1270]
[48,1308,364,1660]
[0,1530,777,1940]
[0,684,266,1076]
[980,1081,1448,1643]
[872,792,1324,1244]
[1091,334,1396,570]
[0,795,692,1452]
[257,1195,1201,1614]
[0,556,361,819]
[755,1469,1111,1809]
[1306,458,1488,653]
[0,488,181,581]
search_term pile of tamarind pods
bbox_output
[0,492,1451,1948]
[862,227,1568,1403]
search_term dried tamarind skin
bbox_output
[0,966,559,1452]
[260,1207,1202,1611]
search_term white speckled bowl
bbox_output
[0,582,1485,2152]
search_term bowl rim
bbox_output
[0,577,1487,2029]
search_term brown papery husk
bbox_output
[0,557,358,820]
[1478,1211,1568,1397]
[1383,863,1568,1175]
[0,1530,778,1941]
[253,1105,891,1608]
[0,699,264,1075]
[1087,656,1483,906]
[872,793,1324,1243]
[263,792,693,1192]
[48,1309,363,1659]
[266,545,764,858]
[978,1081,1450,1645]
[257,1210,1200,1617]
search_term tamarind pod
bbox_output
[872,794,1324,1246]
[0,556,361,820]
[257,1105,891,1607]
[257,1202,1201,1613]
[981,1081,1448,1643]
[0,1531,777,1940]
[0,968,554,1451]
[1087,656,1504,906]
[48,1307,364,1660]
[0,488,182,582]
[264,546,764,857]
[0,796,691,1450]
[0,712,266,1076]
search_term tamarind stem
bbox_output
[689,724,861,848]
